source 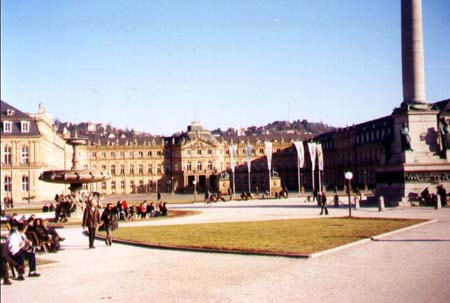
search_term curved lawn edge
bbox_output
[309,218,435,259]
[94,234,311,258]
[93,218,434,259]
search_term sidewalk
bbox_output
[2,199,450,303]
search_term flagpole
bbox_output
[247,170,251,194]
[269,169,272,197]
[318,170,322,193]
[297,161,301,196]
[232,171,235,199]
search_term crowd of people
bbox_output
[1,213,65,285]
[114,200,168,221]
[420,184,448,206]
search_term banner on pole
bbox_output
[316,143,324,171]
[308,142,317,170]
[293,141,305,168]
[264,142,272,172]
[245,145,253,172]
[229,145,237,173]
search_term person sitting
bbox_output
[420,187,431,205]
[1,242,17,285]
[6,225,40,280]
[8,213,22,229]
[129,205,137,220]
[29,218,63,252]
[147,202,155,218]
[160,202,168,216]
[240,192,247,200]
[153,203,161,217]
[284,187,289,198]
[121,200,129,219]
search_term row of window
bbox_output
[91,159,298,175]
[90,163,166,175]
[97,179,159,191]
[90,147,290,159]
[2,121,30,133]
[2,146,29,164]
[3,175,29,192]
[92,150,164,158]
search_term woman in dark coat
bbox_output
[82,199,101,249]
[101,203,117,246]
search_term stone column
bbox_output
[401,0,426,107]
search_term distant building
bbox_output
[313,99,450,196]
[86,121,307,195]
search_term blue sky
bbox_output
[2,0,449,136]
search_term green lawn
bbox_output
[106,217,427,255]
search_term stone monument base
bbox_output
[376,163,450,206]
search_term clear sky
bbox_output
[2,0,449,136]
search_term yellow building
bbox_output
[86,121,304,195]
[1,101,307,202]
[1,101,72,203]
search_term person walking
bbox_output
[101,203,117,246]
[82,199,101,249]
[319,191,329,215]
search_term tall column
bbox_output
[401,0,426,106]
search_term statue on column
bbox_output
[400,123,413,151]
[439,119,450,150]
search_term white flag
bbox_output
[245,145,253,173]
[229,145,237,173]
[293,141,305,168]
[308,142,317,170]
[316,143,324,171]
[264,142,272,172]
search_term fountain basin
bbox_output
[39,170,110,184]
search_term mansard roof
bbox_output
[220,133,307,145]
[87,132,165,147]
[0,100,40,137]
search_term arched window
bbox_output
[197,162,202,171]
[207,161,213,170]
[21,146,29,164]
[186,162,192,171]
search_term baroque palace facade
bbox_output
[0,101,72,203]
[2,98,449,203]
[84,122,303,196]
[1,100,308,202]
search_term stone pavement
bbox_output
[2,198,450,303]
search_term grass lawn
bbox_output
[105,217,427,255]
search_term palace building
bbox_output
[1,100,310,201]
[0,101,72,203]
[83,121,305,195]
[2,96,448,204]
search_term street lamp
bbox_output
[345,172,353,217]
[363,170,368,191]
[193,180,197,202]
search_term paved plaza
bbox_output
[2,198,450,303]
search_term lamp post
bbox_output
[363,170,368,192]
[193,180,197,202]
[345,172,353,217]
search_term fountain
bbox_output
[39,132,110,216]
